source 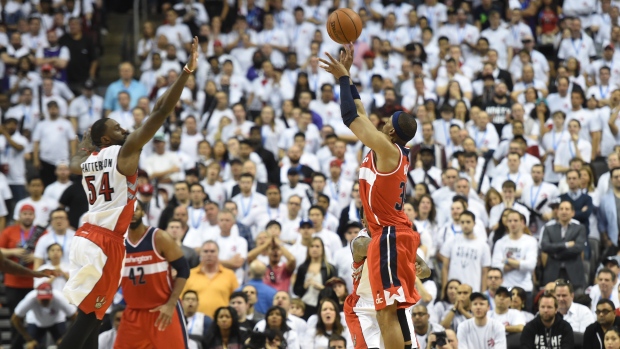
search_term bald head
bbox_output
[249,260,267,278]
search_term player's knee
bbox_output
[376,303,398,326]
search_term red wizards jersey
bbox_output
[121,227,172,309]
[359,144,412,234]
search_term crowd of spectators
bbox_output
[3,0,620,348]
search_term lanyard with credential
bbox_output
[189,207,204,229]
[552,130,564,151]
[52,232,68,254]
[571,38,581,56]
[507,172,521,185]
[20,227,35,247]
[240,194,253,218]
[443,120,451,146]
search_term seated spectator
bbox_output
[293,237,338,319]
[434,279,461,323]
[182,290,213,343]
[11,283,77,349]
[98,305,124,349]
[242,285,265,322]
[258,306,300,349]
[302,298,352,349]
[42,162,72,203]
[488,286,526,334]
[240,260,277,315]
[555,279,595,333]
[511,287,534,322]
[263,236,296,292]
[413,304,445,349]
[229,291,256,338]
[33,243,70,292]
[253,291,307,340]
[440,283,473,331]
[13,177,59,228]
[289,299,306,319]
[166,219,199,268]
[327,334,348,349]
[456,292,506,348]
[203,306,248,349]
[583,299,620,349]
[520,293,574,349]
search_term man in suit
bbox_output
[559,169,593,235]
[598,167,620,248]
[541,200,587,292]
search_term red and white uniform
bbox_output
[63,145,138,319]
[115,227,189,349]
[344,229,416,349]
[358,144,421,311]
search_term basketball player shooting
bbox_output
[59,37,199,349]
[320,44,422,349]
[114,201,190,348]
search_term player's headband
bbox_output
[392,111,409,142]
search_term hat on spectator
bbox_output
[495,286,511,298]
[83,79,95,90]
[330,159,343,168]
[138,184,154,195]
[213,40,223,47]
[287,168,300,176]
[606,44,615,51]
[20,204,35,213]
[137,169,149,179]
[153,133,166,142]
[344,220,363,231]
[37,283,53,300]
[469,292,489,302]
[548,197,561,208]
[362,51,376,59]
[41,63,54,72]
[605,257,620,267]
[299,220,313,228]
[325,277,346,287]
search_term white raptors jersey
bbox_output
[80,145,138,236]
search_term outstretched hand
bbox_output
[32,269,61,278]
[341,43,354,72]
[319,51,350,80]
[186,37,199,72]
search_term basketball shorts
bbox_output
[345,294,418,349]
[63,223,126,320]
[367,225,421,311]
[114,301,189,349]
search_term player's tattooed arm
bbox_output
[352,236,371,263]
[0,250,59,278]
[70,129,97,175]
[416,254,431,279]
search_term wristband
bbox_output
[183,65,194,74]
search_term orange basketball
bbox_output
[326,8,363,44]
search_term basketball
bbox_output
[326,8,363,44]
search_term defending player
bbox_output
[320,45,419,349]
[59,38,199,349]
[345,210,430,349]
[114,201,189,348]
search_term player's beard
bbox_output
[129,219,142,230]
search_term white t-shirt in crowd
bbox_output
[14,289,77,327]
[456,317,507,349]
[491,233,538,292]
[439,234,491,292]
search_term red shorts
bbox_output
[114,302,189,349]
[63,224,126,320]
[367,225,420,311]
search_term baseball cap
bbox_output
[548,197,561,208]
[299,220,313,228]
[287,168,300,176]
[20,204,35,213]
[41,63,53,72]
[213,40,223,47]
[138,184,154,195]
[495,286,511,298]
[37,283,53,300]
[83,79,95,90]
[330,159,343,168]
[606,44,615,51]
[153,133,166,142]
[605,257,620,267]
[470,292,489,302]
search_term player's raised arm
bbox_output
[319,45,398,160]
[117,37,200,175]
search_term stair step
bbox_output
[0,320,10,329]
[0,308,10,317]
[1,331,10,341]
